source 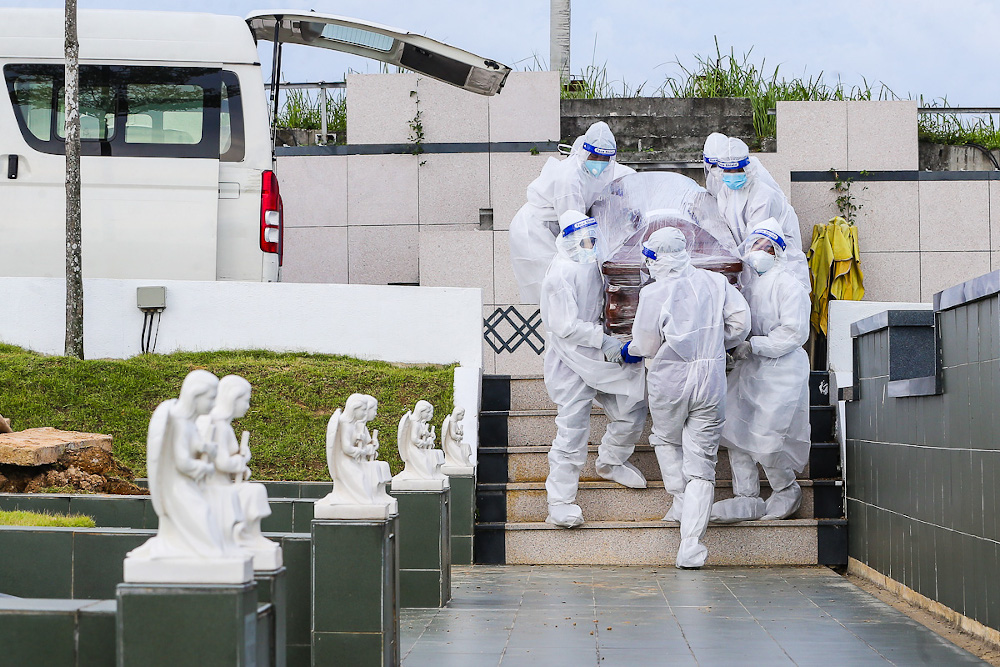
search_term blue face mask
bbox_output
[585,159,609,178]
[723,173,748,190]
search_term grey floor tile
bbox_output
[398,566,988,666]
[597,647,695,666]
[403,649,501,667]
[498,646,598,666]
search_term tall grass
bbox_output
[918,98,1000,151]
[276,88,347,141]
[660,39,894,138]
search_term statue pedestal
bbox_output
[442,470,476,565]
[388,486,451,607]
[123,555,254,585]
[310,517,399,667]
[255,567,288,667]
[116,582,257,666]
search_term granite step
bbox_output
[504,373,833,412]
[497,409,835,449]
[506,445,814,483]
[504,519,832,566]
[504,479,818,522]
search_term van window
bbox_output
[56,72,116,141]
[4,64,221,159]
[125,83,203,145]
[11,74,54,141]
[220,71,245,162]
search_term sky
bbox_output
[5,0,1000,107]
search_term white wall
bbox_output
[0,277,483,449]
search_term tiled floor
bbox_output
[400,566,987,666]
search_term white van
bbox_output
[0,9,509,282]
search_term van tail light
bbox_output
[260,170,283,265]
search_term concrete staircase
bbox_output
[475,372,847,566]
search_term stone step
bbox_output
[504,479,819,522]
[506,445,815,483]
[497,409,834,449]
[504,519,835,566]
[506,372,832,411]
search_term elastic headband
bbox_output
[703,155,717,165]
[582,141,616,157]
[641,246,657,261]
[751,228,786,250]
[717,156,750,170]
[561,217,598,237]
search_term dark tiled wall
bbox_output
[847,295,1000,630]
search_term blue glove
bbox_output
[621,341,643,364]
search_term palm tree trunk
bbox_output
[550,0,570,82]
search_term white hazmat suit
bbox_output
[509,121,635,304]
[540,212,648,528]
[715,137,810,290]
[627,227,750,568]
[712,218,811,523]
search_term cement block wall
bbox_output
[846,273,1000,633]
[561,97,755,156]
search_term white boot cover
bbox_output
[710,496,765,523]
[676,478,714,569]
[654,444,685,521]
[663,495,683,522]
[762,479,802,520]
[596,460,647,489]
[546,503,584,528]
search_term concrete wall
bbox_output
[279,85,997,376]
[0,277,483,450]
[846,272,1000,635]
[760,100,1000,305]
[279,71,562,376]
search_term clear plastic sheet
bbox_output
[590,172,744,336]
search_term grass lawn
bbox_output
[0,344,455,481]
[0,509,96,527]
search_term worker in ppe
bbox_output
[625,227,750,568]
[509,121,635,304]
[715,137,811,290]
[702,132,728,197]
[540,210,648,528]
[711,218,811,523]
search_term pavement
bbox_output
[400,565,987,666]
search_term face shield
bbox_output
[582,141,616,178]
[742,228,785,275]
[557,216,601,263]
[580,121,618,179]
[718,138,751,191]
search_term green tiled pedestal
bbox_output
[389,488,451,608]
[444,473,475,565]
[116,582,257,666]
[255,567,287,667]
[310,518,399,667]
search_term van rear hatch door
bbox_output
[246,11,510,96]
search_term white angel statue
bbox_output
[315,393,397,519]
[441,406,474,475]
[198,374,282,570]
[124,370,252,584]
[391,400,448,491]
